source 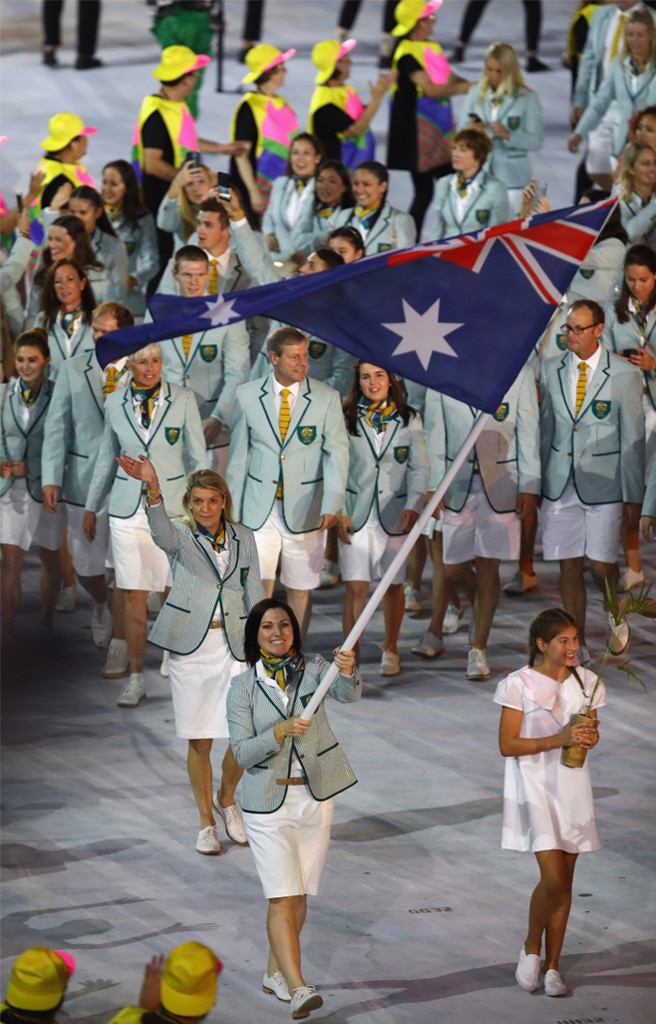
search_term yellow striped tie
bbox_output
[575,361,587,415]
[276,388,291,498]
[610,12,626,63]
[182,334,192,359]
[104,366,117,397]
[209,259,219,295]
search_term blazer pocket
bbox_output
[68,450,88,459]
[317,741,339,756]
[166,473,184,482]
[164,602,191,613]
[247,471,263,483]
[302,476,323,486]
[252,763,269,770]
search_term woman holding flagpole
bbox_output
[227,598,360,1018]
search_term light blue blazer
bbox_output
[0,378,55,501]
[575,58,656,157]
[619,194,656,246]
[539,348,645,505]
[424,366,541,514]
[91,229,129,305]
[226,374,349,534]
[43,317,95,375]
[261,176,317,261]
[602,304,656,413]
[434,170,509,239]
[159,322,251,447]
[85,379,207,518]
[41,350,110,505]
[458,86,543,188]
[292,204,353,255]
[344,202,417,254]
[156,243,252,298]
[146,501,264,658]
[113,212,159,317]
[643,458,656,516]
[227,654,361,813]
[574,4,629,108]
[344,410,429,533]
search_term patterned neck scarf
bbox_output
[259,648,302,690]
[629,296,649,334]
[358,394,397,433]
[317,201,336,218]
[354,199,383,232]
[292,174,310,195]
[196,521,226,552]
[60,307,82,337]
[628,56,647,76]
[456,169,479,198]
[104,203,123,225]
[19,378,41,407]
[130,380,161,429]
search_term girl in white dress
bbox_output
[493,609,606,998]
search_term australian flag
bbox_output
[97,200,616,414]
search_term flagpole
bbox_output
[300,411,493,720]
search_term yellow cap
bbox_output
[242,43,296,84]
[392,0,443,36]
[160,942,222,1016]
[152,45,210,81]
[312,38,357,84]
[40,113,97,151]
[6,949,75,1012]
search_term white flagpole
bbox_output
[300,411,493,719]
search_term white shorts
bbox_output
[442,477,520,564]
[338,509,405,584]
[110,507,173,591]
[0,480,65,551]
[255,500,326,589]
[67,503,110,576]
[541,481,622,563]
[169,628,242,739]
[243,787,334,898]
[584,107,616,177]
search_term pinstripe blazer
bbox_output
[227,654,361,813]
[146,502,264,658]
[575,58,656,157]
[85,379,207,518]
[601,304,656,413]
[0,378,55,501]
[344,410,429,533]
[434,171,509,239]
[539,348,645,505]
[643,458,656,517]
[226,373,349,533]
[44,318,96,375]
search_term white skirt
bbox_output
[338,507,405,584]
[169,628,242,739]
[243,787,334,898]
[0,479,65,551]
[110,507,172,590]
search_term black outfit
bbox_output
[141,109,175,291]
[312,105,352,162]
[242,0,264,41]
[42,0,101,60]
[229,101,261,229]
[458,1,541,53]
[337,0,396,33]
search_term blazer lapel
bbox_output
[84,352,104,417]
[120,386,145,445]
[556,355,575,422]
[378,416,400,457]
[259,376,280,444]
[254,674,288,715]
[148,380,173,445]
[8,387,27,437]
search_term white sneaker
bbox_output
[117,673,146,707]
[466,647,490,680]
[147,590,162,620]
[319,559,340,588]
[515,946,540,992]
[543,969,567,996]
[503,570,538,596]
[91,604,113,648]
[262,970,291,1002]
[443,604,463,635]
[103,639,129,679]
[403,584,422,612]
[213,795,249,845]
[618,567,645,592]
[380,650,401,676]
[195,825,221,855]
[411,632,444,658]
[56,585,77,613]
[291,986,323,1020]
[160,650,170,677]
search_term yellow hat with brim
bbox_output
[392,0,443,36]
[242,44,296,84]
[152,45,211,81]
[160,942,223,1017]
[312,38,358,84]
[6,948,75,1012]
[40,113,97,151]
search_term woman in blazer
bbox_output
[338,362,429,677]
[0,329,65,632]
[344,160,417,254]
[434,128,509,239]
[261,132,324,269]
[83,342,207,710]
[227,598,360,1017]
[617,142,656,245]
[39,257,96,374]
[118,455,264,857]
[291,159,355,255]
[458,42,543,215]
[101,160,159,318]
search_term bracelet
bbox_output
[229,209,245,221]
[274,722,284,745]
[147,488,161,500]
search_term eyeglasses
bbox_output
[560,322,600,336]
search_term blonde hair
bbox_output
[180,469,235,530]
[622,8,656,66]
[617,141,656,201]
[478,42,526,102]
[126,343,161,369]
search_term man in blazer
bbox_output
[424,366,541,680]
[226,327,349,637]
[42,302,134,655]
[539,298,645,662]
[156,198,251,297]
[158,246,251,475]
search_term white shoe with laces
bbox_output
[443,604,463,635]
[262,970,291,1002]
[91,604,112,648]
[56,585,77,613]
[291,986,323,1019]
[195,825,221,855]
[117,673,146,707]
[466,647,490,680]
[411,632,444,658]
[103,639,129,678]
[212,795,249,845]
[403,583,422,612]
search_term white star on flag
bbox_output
[200,297,241,327]
[382,298,464,370]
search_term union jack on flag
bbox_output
[98,200,616,414]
